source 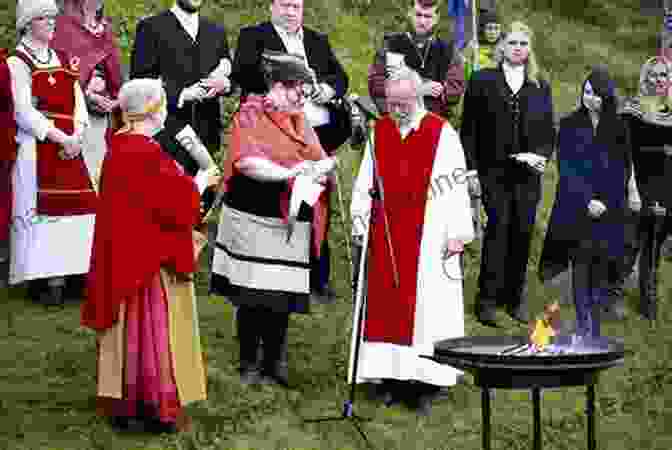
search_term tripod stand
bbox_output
[303,114,399,450]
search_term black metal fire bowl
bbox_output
[427,336,626,450]
[431,335,625,389]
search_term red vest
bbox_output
[364,113,444,346]
[14,49,96,216]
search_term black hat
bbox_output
[261,50,314,85]
[478,9,499,27]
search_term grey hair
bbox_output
[387,65,426,108]
[118,78,164,115]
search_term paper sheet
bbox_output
[304,100,330,127]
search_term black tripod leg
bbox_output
[586,384,596,450]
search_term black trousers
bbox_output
[478,166,541,308]
[637,211,672,311]
[237,305,289,374]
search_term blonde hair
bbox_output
[494,21,542,87]
[639,56,672,97]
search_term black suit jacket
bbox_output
[130,10,231,175]
[459,66,555,173]
[231,21,348,99]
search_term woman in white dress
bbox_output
[8,0,92,305]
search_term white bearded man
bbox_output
[348,65,474,416]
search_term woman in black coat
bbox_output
[540,66,632,337]
[620,56,672,321]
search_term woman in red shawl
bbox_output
[52,1,122,186]
[210,51,339,386]
[81,78,212,433]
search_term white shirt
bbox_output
[502,61,525,94]
[171,4,199,41]
[273,23,306,57]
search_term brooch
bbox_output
[70,56,80,72]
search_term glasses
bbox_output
[507,40,529,47]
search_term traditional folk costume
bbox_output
[81,126,207,431]
[7,33,94,298]
[210,90,330,384]
[0,49,17,278]
[232,20,350,302]
[460,44,555,325]
[349,110,473,410]
[620,57,672,320]
[539,67,632,337]
[52,10,123,188]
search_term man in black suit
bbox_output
[232,0,349,155]
[460,21,555,327]
[130,0,232,176]
[231,0,349,303]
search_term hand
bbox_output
[443,239,464,259]
[512,153,547,174]
[467,175,481,198]
[310,83,334,105]
[649,201,667,216]
[290,160,316,177]
[59,135,82,160]
[200,76,231,98]
[313,157,338,177]
[178,84,207,108]
[587,199,607,218]
[207,170,222,188]
[87,75,106,94]
[89,92,117,113]
[430,81,444,98]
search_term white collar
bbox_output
[399,108,427,137]
[273,23,303,40]
[171,4,199,31]
[502,61,525,75]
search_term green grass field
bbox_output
[1,1,671,449]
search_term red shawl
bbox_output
[220,95,331,256]
[81,133,200,331]
[52,15,122,98]
[52,15,123,138]
[0,49,16,243]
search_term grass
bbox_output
[2,0,672,449]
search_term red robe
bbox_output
[14,50,97,216]
[81,133,201,332]
[0,49,16,244]
[364,114,443,346]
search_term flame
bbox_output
[529,301,560,350]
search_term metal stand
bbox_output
[303,120,394,450]
[479,384,598,450]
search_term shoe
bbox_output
[311,286,337,304]
[145,418,178,434]
[415,393,435,417]
[261,368,289,388]
[240,367,262,385]
[40,285,64,307]
[475,303,499,327]
[109,416,130,430]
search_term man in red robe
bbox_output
[0,48,17,286]
[349,65,473,416]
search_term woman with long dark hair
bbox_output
[540,65,632,337]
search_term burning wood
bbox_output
[528,301,561,352]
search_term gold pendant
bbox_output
[48,74,56,86]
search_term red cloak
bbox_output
[363,113,443,346]
[81,133,200,331]
[0,48,16,243]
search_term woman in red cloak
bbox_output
[81,78,212,433]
